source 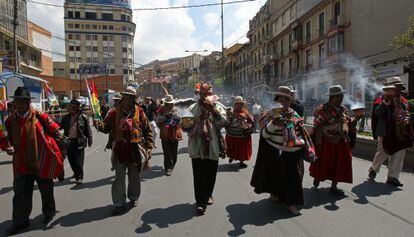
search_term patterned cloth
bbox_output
[1,109,63,179]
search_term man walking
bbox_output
[369,77,412,186]
[157,95,182,176]
[141,96,159,147]
[95,87,153,215]
[60,99,93,184]
[0,87,64,236]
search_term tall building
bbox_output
[0,0,42,75]
[63,0,136,85]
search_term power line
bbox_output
[26,0,257,11]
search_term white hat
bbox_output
[327,85,346,96]
[121,86,137,97]
[162,94,176,104]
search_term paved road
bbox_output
[0,131,413,237]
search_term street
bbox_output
[0,131,413,237]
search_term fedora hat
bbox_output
[69,99,81,107]
[327,85,346,96]
[162,94,176,104]
[383,84,396,91]
[121,86,137,97]
[112,92,122,101]
[234,96,246,104]
[274,86,293,101]
[289,86,298,93]
[385,76,406,90]
[10,87,34,99]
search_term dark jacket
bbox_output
[60,113,92,148]
[140,103,158,122]
[291,99,304,117]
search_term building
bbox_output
[247,0,414,104]
[234,43,251,96]
[199,51,222,82]
[181,53,204,73]
[53,61,68,78]
[224,44,244,91]
[0,0,42,75]
[28,21,53,76]
[63,0,136,85]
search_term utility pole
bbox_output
[221,0,225,84]
[13,0,19,73]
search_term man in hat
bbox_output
[369,77,412,186]
[59,99,93,184]
[289,86,304,117]
[95,86,153,215]
[309,85,362,195]
[141,96,159,148]
[0,87,64,235]
[156,95,182,176]
[187,83,227,214]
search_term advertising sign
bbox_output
[66,0,131,8]
[79,64,108,75]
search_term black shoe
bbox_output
[239,162,248,168]
[368,168,377,180]
[166,169,172,176]
[313,179,320,188]
[196,206,206,215]
[386,178,403,187]
[75,178,83,185]
[43,211,56,224]
[111,205,126,216]
[130,200,138,208]
[330,187,345,196]
[5,223,30,236]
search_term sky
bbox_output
[27,0,267,65]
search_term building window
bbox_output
[92,35,98,41]
[306,21,311,43]
[69,46,74,51]
[290,7,294,20]
[86,46,92,52]
[121,14,127,21]
[280,39,284,56]
[102,13,113,21]
[103,47,109,52]
[306,49,311,67]
[108,36,114,41]
[91,24,97,30]
[93,58,99,63]
[289,58,293,75]
[70,69,75,74]
[85,24,90,29]
[122,47,128,53]
[319,44,325,66]
[103,35,108,41]
[334,0,341,25]
[280,62,285,77]
[74,24,80,29]
[68,11,73,18]
[75,34,81,40]
[328,32,345,54]
[93,47,98,52]
[86,35,91,40]
[68,24,73,28]
[4,40,10,50]
[75,46,81,51]
[77,57,82,62]
[110,69,115,74]
[282,11,286,26]
[109,47,115,52]
[122,26,127,31]
[75,11,80,18]
[123,69,128,75]
[68,34,73,40]
[109,25,114,30]
[289,33,292,52]
[85,12,97,19]
[319,12,325,37]
[102,25,107,30]
[86,58,92,63]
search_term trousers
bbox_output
[161,140,179,171]
[67,139,85,179]
[12,175,55,226]
[112,157,141,207]
[191,159,218,208]
[371,136,406,179]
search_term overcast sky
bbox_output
[27,0,267,65]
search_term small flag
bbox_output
[44,83,59,107]
[85,79,102,120]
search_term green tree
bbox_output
[390,16,414,55]
[214,76,224,88]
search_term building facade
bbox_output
[0,0,42,75]
[63,0,136,84]
[28,21,53,76]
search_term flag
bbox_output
[85,79,102,120]
[44,83,59,107]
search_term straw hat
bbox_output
[162,94,176,104]
[121,86,137,97]
[234,96,246,104]
[274,86,293,101]
[385,76,406,90]
[327,85,346,96]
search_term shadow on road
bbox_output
[217,164,243,173]
[151,152,164,157]
[70,176,115,190]
[135,203,195,234]
[141,166,165,182]
[177,147,188,154]
[49,204,116,228]
[351,180,402,204]
[302,188,347,211]
[226,199,295,236]
[0,214,46,235]
[0,186,13,196]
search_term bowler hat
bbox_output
[69,99,81,107]
[274,86,293,101]
[10,87,34,99]
[121,86,137,97]
[327,85,346,96]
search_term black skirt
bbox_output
[250,136,304,206]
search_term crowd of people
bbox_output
[0,75,412,235]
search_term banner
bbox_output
[85,79,102,120]
[44,83,59,107]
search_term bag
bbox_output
[132,143,150,172]
[299,126,318,163]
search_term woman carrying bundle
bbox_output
[225,96,255,168]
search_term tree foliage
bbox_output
[390,16,414,55]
